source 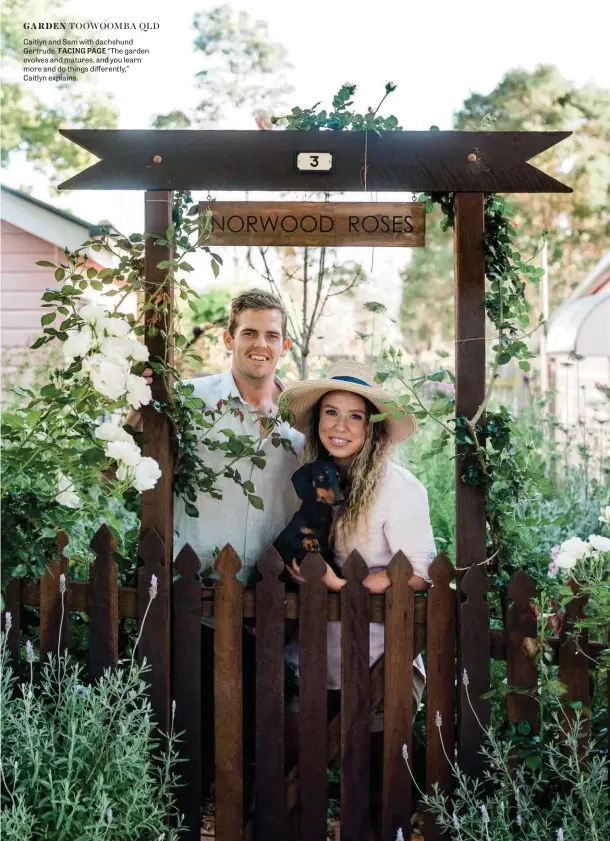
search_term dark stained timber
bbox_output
[58,130,572,193]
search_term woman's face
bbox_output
[318,390,368,464]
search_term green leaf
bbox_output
[251,456,266,470]
[87,268,98,279]
[518,361,531,372]
[36,260,55,267]
[248,495,264,511]
[524,754,541,770]
[184,502,199,518]
[41,312,56,326]
[369,412,388,422]
[166,222,175,240]
[211,260,220,279]
[54,268,65,282]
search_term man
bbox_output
[173,288,303,586]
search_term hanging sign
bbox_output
[200,201,425,247]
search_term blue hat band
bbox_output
[331,375,371,387]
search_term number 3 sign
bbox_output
[296,152,333,172]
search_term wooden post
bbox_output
[140,190,174,734]
[453,193,490,778]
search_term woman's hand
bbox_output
[142,367,153,385]
[361,571,429,594]
[285,560,347,591]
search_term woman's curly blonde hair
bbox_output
[302,394,391,544]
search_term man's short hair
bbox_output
[228,288,288,337]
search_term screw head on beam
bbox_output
[467,153,478,163]
[152,155,163,164]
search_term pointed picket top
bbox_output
[387,549,414,582]
[90,523,117,557]
[257,545,284,580]
[342,549,369,585]
[139,528,165,566]
[461,562,488,601]
[507,568,536,605]
[429,551,456,585]
[57,530,69,554]
[175,543,201,581]
[300,551,327,582]
[214,543,243,579]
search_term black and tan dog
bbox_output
[274,459,345,584]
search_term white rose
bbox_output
[55,473,82,509]
[105,439,142,467]
[126,337,149,362]
[588,534,610,553]
[101,316,131,337]
[555,552,578,570]
[79,302,108,327]
[89,358,129,400]
[94,421,132,443]
[61,326,93,365]
[133,457,162,492]
[559,536,589,561]
[126,374,152,409]
[253,108,273,130]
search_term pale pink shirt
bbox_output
[285,461,436,689]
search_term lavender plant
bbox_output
[0,577,186,840]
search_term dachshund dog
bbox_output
[274,460,345,585]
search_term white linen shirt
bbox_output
[173,369,303,587]
[285,461,436,689]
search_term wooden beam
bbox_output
[58,130,572,194]
[139,189,174,734]
[453,192,490,779]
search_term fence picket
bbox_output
[137,529,170,735]
[173,543,202,841]
[506,569,538,734]
[425,552,456,841]
[340,550,371,841]
[254,546,286,841]
[2,578,20,670]
[298,552,328,841]
[458,563,490,780]
[214,543,244,841]
[88,524,118,680]
[558,580,590,745]
[40,533,69,664]
[383,551,414,841]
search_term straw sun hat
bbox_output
[280,361,417,446]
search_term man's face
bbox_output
[223,308,291,381]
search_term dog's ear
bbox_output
[291,463,313,500]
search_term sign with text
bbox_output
[200,201,425,247]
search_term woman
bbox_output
[281,361,435,832]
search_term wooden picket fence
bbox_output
[2,523,603,841]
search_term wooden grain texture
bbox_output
[340,551,371,841]
[214,544,245,841]
[88,524,118,680]
[425,553,456,841]
[459,564,490,779]
[558,580,590,746]
[506,569,539,733]
[453,192,487,583]
[58,130,573,194]
[383,551,414,841]
[298,552,328,841]
[2,578,20,669]
[141,190,175,572]
[173,543,202,841]
[254,547,286,841]
[137,529,170,734]
[201,201,424,247]
[39,533,69,664]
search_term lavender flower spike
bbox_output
[557,830,564,841]
[4,612,12,633]
[149,574,158,600]
[396,830,405,841]
[479,804,489,824]
[435,710,442,728]
[401,743,409,763]
[462,668,470,686]
[452,812,460,830]
[26,640,34,663]
[59,573,67,594]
